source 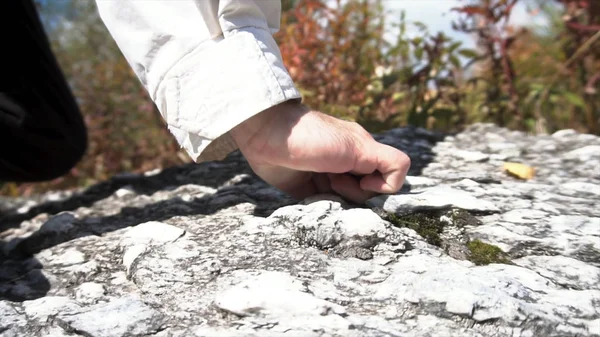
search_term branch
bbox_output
[567,22,600,32]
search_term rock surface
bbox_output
[1,123,599,337]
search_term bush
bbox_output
[276,0,599,134]
[275,0,477,132]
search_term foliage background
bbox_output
[1,0,598,196]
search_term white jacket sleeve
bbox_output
[94,0,301,162]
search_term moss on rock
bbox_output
[467,239,512,266]
[385,212,445,247]
[383,209,512,266]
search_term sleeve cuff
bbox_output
[154,27,301,162]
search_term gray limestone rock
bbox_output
[0,301,26,337]
[1,123,599,337]
[367,185,500,214]
[54,296,166,337]
[213,271,349,335]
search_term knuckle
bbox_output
[400,152,411,169]
[350,122,372,138]
[347,121,361,131]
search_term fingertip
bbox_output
[329,173,375,204]
[360,172,404,194]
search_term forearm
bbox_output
[95,0,301,161]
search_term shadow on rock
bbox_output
[0,152,254,234]
[0,257,50,302]
[0,170,293,302]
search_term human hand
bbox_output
[229,101,411,204]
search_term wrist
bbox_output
[229,100,308,152]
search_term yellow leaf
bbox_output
[503,162,536,180]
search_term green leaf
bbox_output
[525,118,536,131]
[449,54,461,69]
[458,48,479,59]
[411,37,423,46]
[448,41,462,53]
[413,21,428,32]
[414,47,424,59]
[563,91,586,108]
[524,89,541,105]
[529,83,545,91]
[392,92,406,101]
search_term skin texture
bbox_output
[229,100,411,204]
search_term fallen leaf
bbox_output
[503,162,536,180]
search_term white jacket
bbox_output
[95,0,301,162]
